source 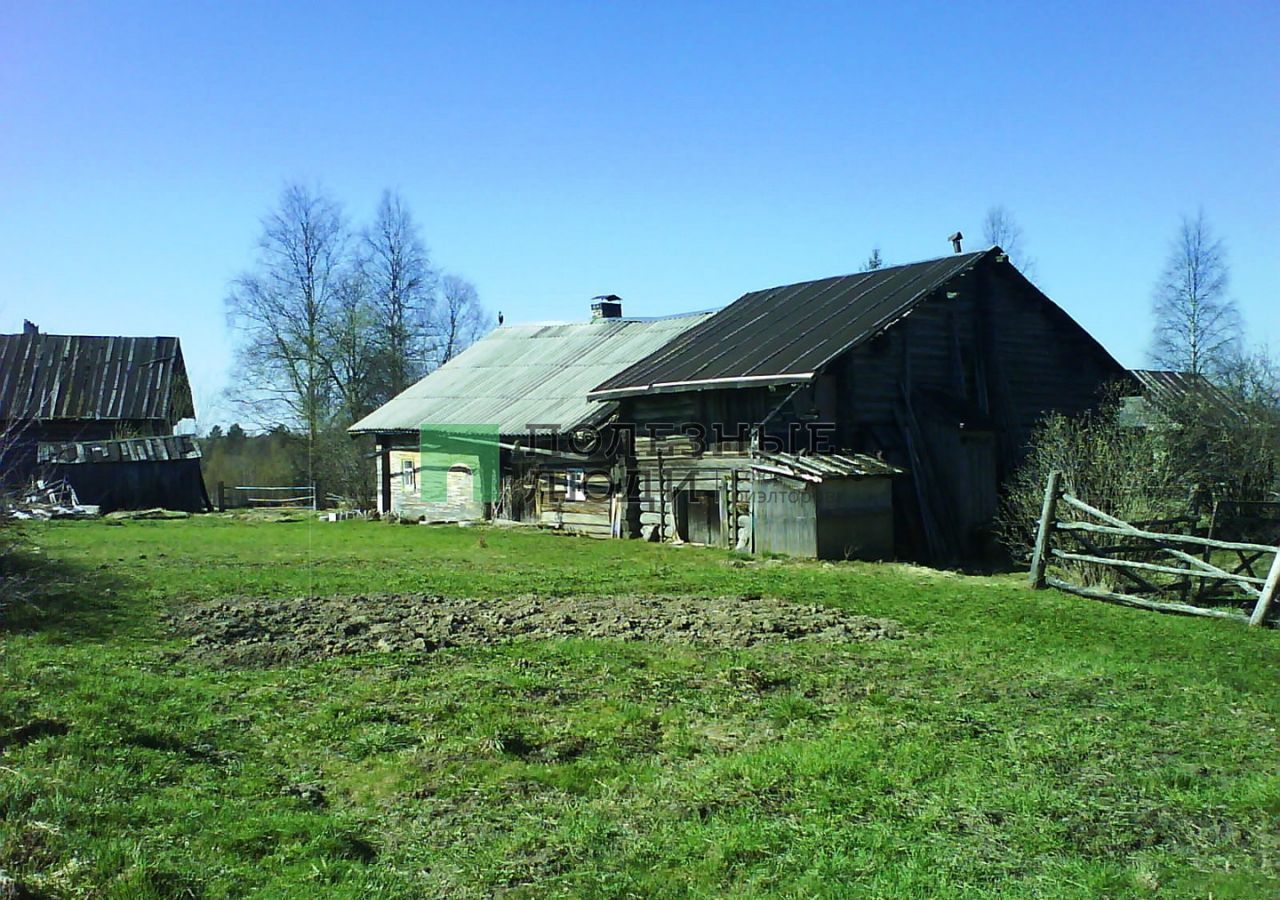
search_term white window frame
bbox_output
[402,459,417,492]
[565,468,586,502]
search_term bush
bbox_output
[996,396,1182,563]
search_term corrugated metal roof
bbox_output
[0,333,194,423]
[591,250,991,398]
[349,313,714,437]
[752,449,904,482]
[1124,369,1245,424]
[38,434,203,464]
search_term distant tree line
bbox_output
[222,184,490,503]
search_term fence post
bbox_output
[1248,547,1280,627]
[1028,470,1062,589]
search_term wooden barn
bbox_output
[348,301,712,535]
[589,247,1128,561]
[0,324,198,496]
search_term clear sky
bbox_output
[2,1,1276,429]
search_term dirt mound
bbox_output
[168,594,903,665]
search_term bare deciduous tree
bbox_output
[363,190,436,399]
[225,184,348,443]
[432,275,488,367]
[982,205,1035,276]
[321,268,383,421]
[1149,210,1239,376]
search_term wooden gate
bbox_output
[1028,472,1280,627]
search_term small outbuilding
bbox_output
[36,435,211,513]
[751,451,902,559]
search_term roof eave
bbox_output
[590,371,816,401]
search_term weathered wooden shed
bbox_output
[751,451,902,559]
[590,247,1127,561]
[348,304,712,534]
[0,325,195,488]
[37,435,211,513]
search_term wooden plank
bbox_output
[1051,548,1262,590]
[544,512,611,526]
[1028,471,1061,588]
[1054,521,1277,557]
[1249,550,1280,627]
[1045,577,1250,623]
[1059,494,1277,553]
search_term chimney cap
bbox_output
[948,231,964,253]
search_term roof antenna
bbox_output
[948,231,963,254]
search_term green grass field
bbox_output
[2,517,1278,898]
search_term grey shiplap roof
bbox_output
[0,333,194,423]
[38,434,202,464]
[590,250,991,399]
[349,313,714,437]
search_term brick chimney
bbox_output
[590,295,623,320]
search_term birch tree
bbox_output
[1149,210,1239,376]
[432,274,488,367]
[364,190,436,400]
[225,184,348,443]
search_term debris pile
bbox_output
[7,479,100,520]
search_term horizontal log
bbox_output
[1051,548,1264,591]
[1044,577,1250,623]
[540,511,611,526]
[1055,519,1279,555]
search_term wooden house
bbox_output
[348,303,712,535]
[589,248,1127,561]
[0,324,197,491]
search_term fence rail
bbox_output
[1029,471,1280,627]
[217,482,318,510]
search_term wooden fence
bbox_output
[1029,471,1280,627]
[217,482,318,511]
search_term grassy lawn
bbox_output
[2,517,1278,898]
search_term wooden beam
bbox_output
[1054,520,1277,557]
[1029,471,1061,588]
[1045,577,1250,623]
[1051,548,1262,591]
[1249,550,1280,627]
[1059,495,1277,553]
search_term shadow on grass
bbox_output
[1,543,139,641]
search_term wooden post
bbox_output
[1248,548,1280,627]
[657,450,666,542]
[217,481,226,512]
[1028,470,1062,588]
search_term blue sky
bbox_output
[2,1,1276,428]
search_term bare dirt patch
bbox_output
[168,594,903,665]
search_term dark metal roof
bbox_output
[38,434,203,465]
[591,250,990,399]
[0,333,194,423]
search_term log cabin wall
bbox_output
[615,256,1124,561]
